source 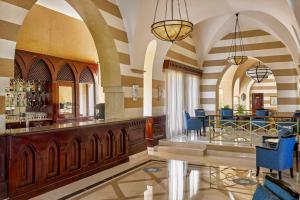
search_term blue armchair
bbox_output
[220,108,234,127]
[252,175,299,200]
[277,110,300,134]
[256,135,296,179]
[252,109,269,129]
[195,109,215,133]
[183,111,203,135]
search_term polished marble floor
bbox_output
[65,160,299,200]
[32,147,300,200]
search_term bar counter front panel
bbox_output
[0,115,166,200]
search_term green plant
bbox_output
[223,105,230,109]
[236,104,245,115]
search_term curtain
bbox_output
[185,74,200,117]
[166,69,184,137]
[166,70,200,138]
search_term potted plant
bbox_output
[223,105,230,109]
[236,104,245,116]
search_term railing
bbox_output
[207,115,300,146]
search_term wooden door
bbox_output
[252,93,264,113]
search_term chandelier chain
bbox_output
[165,0,169,20]
[171,0,174,19]
[177,0,182,19]
[184,0,189,20]
[153,0,159,22]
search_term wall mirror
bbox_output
[79,83,94,117]
[58,86,73,115]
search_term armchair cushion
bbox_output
[256,109,269,117]
[195,109,205,117]
[252,184,280,200]
[264,175,299,200]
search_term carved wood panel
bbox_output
[128,119,146,155]
[46,141,60,178]
[3,117,167,199]
[66,139,80,171]
[17,145,35,188]
[0,137,7,199]
[87,135,97,165]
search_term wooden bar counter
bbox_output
[0,116,166,199]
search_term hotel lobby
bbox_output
[0,0,300,199]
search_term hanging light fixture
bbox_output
[151,0,193,43]
[227,13,248,65]
[246,62,272,83]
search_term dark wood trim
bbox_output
[0,116,166,199]
[146,115,166,147]
[163,60,202,76]
[14,50,99,122]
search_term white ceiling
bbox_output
[36,0,82,20]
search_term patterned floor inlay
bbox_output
[63,160,300,200]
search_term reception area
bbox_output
[0,0,300,199]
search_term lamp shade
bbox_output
[226,13,248,65]
[151,20,193,42]
[227,55,248,66]
[246,62,272,83]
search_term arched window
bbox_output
[57,64,75,116]
[14,61,23,79]
[57,64,75,82]
[79,68,95,117]
[28,60,51,81]
[143,40,157,116]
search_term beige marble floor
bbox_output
[72,160,259,200]
[31,150,300,200]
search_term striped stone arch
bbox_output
[201,29,299,113]
[249,75,278,110]
[0,0,130,87]
[166,36,198,68]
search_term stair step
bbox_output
[157,146,206,156]
[158,139,207,149]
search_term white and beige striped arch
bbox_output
[250,75,278,110]
[122,37,198,117]
[0,0,130,83]
[201,29,299,113]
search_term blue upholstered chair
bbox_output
[252,109,269,129]
[220,108,234,127]
[195,109,215,133]
[252,175,299,200]
[277,110,300,134]
[182,111,203,135]
[256,135,296,180]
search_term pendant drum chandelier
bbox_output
[246,62,272,83]
[227,13,248,65]
[151,0,193,42]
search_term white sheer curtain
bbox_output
[185,74,200,117]
[166,69,200,138]
[166,69,184,137]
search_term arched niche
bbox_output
[143,40,157,117]
[79,68,95,117]
[28,60,52,82]
[57,64,76,119]
[14,61,23,80]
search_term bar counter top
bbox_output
[3,117,145,136]
[0,115,166,200]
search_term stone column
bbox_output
[103,86,124,119]
[0,78,10,133]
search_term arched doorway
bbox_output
[201,28,299,114]
[143,40,157,116]
[0,0,126,124]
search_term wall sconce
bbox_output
[157,87,164,101]
[131,85,139,101]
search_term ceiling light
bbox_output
[151,0,193,42]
